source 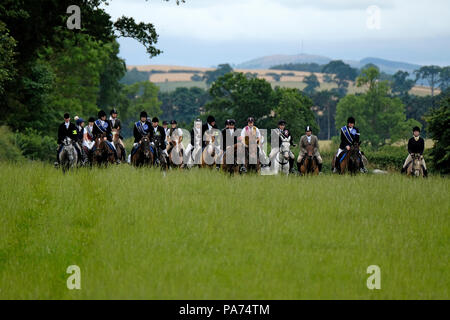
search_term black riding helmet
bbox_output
[88,117,96,123]
[278,120,287,126]
[152,117,159,123]
[98,110,107,118]
[347,117,356,124]
[140,111,148,119]
[207,115,216,124]
[247,117,255,123]
[229,119,236,125]
[171,120,177,125]
[413,126,421,133]
[110,108,118,115]
[305,126,312,132]
[225,119,230,126]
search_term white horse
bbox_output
[59,137,78,173]
[272,137,291,175]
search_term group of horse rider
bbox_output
[57,109,426,174]
[57,109,125,165]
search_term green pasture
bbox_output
[0,162,448,299]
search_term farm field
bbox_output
[0,162,448,300]
[131,65,436,96]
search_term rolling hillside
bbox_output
[127,65,435,96]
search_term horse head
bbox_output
[140,135,152,159]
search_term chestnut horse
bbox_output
[112,129,126,162]
[299,144,319,176]
[338,142,361,175]
[201,131,219,169]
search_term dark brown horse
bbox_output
[338,142,361,175]
[92,134,115,166]
[131,135,154,167]
[298,144,319,176]
[242,142,261,174]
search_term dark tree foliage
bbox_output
[426,94,450,174]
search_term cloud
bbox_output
[104,0,450,42]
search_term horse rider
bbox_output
[108,108,126,158]
[202,115,219,149]
[401,126,428,177]
[83,117,96,157]
[131,111,152,156]
[150,117,168,161]
[56,113,81,164]
[221,119,238,165]
[333,117,367,173]
[239,117,267,172]
[93,110,120,164]
[75,117,88,164]
[167,120,184,154]
[222,119,238,152]
[269,120,296,173]
[162,121,170,144]
[297,126,323,173]
[184,118,203,165]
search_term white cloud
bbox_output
[103,0,450,42]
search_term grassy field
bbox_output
[0,162,448,300]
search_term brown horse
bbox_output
[201,132,219,169]
[338,142,361,175]
[92,134,115,166]
[112,129,126,162]
[407,153,424,177]
[131,135,154,167]
[221,143,241,175]
[299,144,319,176]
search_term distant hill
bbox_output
[237,54,422,75]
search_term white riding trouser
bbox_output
[403,154,427,170]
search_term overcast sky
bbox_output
[102,0,450,67]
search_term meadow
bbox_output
[0,162,448,300]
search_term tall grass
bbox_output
[0,162,448,299]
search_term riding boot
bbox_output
[423,167,428,178]
[289,158,295,173]
[401,167,406,174]
[318,163,323,172]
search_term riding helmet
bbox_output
[162,121,169,125]
[413,126,421,132]
[64,113,70,119]
[305,126,312,132]
[207,115,216,124]
[110,108,118,115]
[76,118,85,126]
[278,120,287,126]
[140,111,148,119]
[98,110,107,118]
[347,117,356,124]
[171,120,177,125]
[88,117,96,123]
[152,117,159,123]
[225,119,231,126]
[247,117,255,123]
[229,119,236,125]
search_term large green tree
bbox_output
[205,72,275,128]
[272,87,318,141]
[322,60,358,97]
[159,87,210,126]
[336,66,420,148]
[426,95,450,174]
[303,73,320,95]
[203,64,234,86]
[415,65,442,97]
[117,81,161,137]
